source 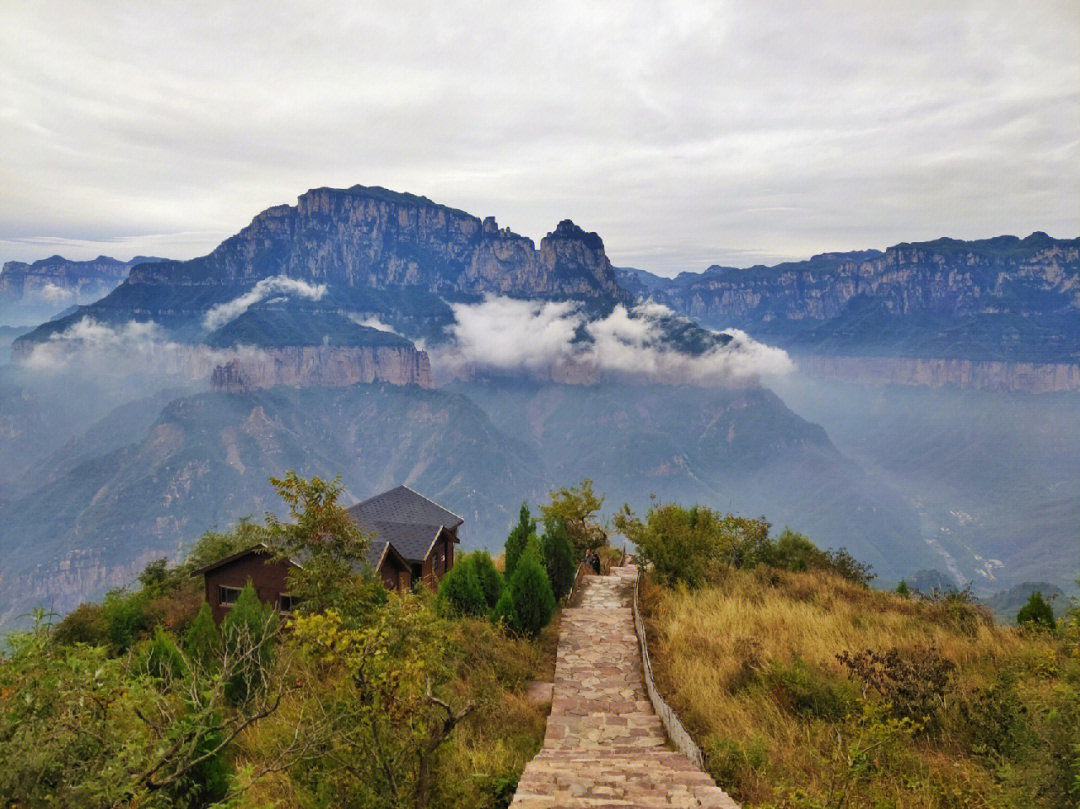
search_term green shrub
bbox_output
[51,602,109,646]
[468,551,504,609]
[1017,590,1055,631]
[705,734,769,799]
[184,602,220,668]
[139,626,188,681]
[101,588,149,652]
[437,560,488,618]
[766,658,852,720]
[541,517,577,601]
[220,582,277,706]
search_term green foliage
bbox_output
[437,558,488,618]
[1017,590,1055,631]
[184,517,266,573]
[51,602,109,646]
[140,626,188,681]
[765,658,853,721]
[220,582,277,706]
[184,602,220,668]
[615,503,737,587]
[541,516,577,601]
[504,503,536,578]
[705,734,769,799]
[101,587,149,652]
[494,545,555,638]
[896,579,911,598]
[469,550,504,609]
[264,471,374,621]
[539,479,607,554]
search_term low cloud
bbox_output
[24,317,259,378]
[202,276,326,331]
[348,313,400,335]
[39,281,75,304]
[434,296,793,385]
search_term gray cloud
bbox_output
[202,276,326,330]
[1,1,1077,274]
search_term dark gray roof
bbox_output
[347,485,463,531]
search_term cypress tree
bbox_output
[1017,590,1055,631]
[498,542,556,638]
[221,581,277,705]
[504,503,536,578]
[436,560,487,617]
[542,517,577,601]
[469,550,504,609]
[184,602,221,669]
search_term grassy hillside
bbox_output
[641,566,1079,807]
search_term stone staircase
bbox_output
[511,565,739,808]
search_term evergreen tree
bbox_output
[1017,590,1055,631]
[542,517,577,601]
[504,503,537,578]
[436,560,487,617]
[141,626,187,681]
[220,582,277,706]
[469,550,504,609]
[184,602,221,668]
[495,542,555,638]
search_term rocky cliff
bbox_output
[124,186,627,301]
[795,355,1080,392]
[0,255,162,323]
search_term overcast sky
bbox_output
[1,0,1077,274]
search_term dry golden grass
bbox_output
[640,567,1073,808]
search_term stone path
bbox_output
[511,564,740,808]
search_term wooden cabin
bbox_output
[193,485,463,622]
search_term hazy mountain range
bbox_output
[0,184,1076,627]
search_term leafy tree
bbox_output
[494,543,556,638]
[1017,590,1055,631]
[184,517,266,573]
[52,602,109,646]
[615,503,732,588]
[896,579,911,598]
[541,516,577,601]
[101,587,150,652]
[436,559,487,617]
[264,471,374,620]
[220,582,277,706]
[467,550,504,609]
[184,602,220,668]
[292,602,474,809]
[540,479,607,554]
[504,503,536,578]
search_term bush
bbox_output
[437,560,488,618]
[615,503,732,588]
[765,658,852,721]
[139,626,187,681]
[1017,590,1055,631]
[838,645,956,732]
[541,517,577,601]
[101,588,149,652]
[469,551,504,609]
[51,603,109,646]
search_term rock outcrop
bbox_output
[124,186,627,301]
[207,345,432,390]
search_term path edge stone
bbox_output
[631,565,709,771]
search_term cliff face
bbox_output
[795,355,1080,393]
[126,186,627,302]
[641,235,1079,327]
[208,345,432,390]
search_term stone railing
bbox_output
[631,566,706,771]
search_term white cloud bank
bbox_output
[202,276,326,330]
[433,296,793,385]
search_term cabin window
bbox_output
[278,594,298,613]
[218,585,242,605]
